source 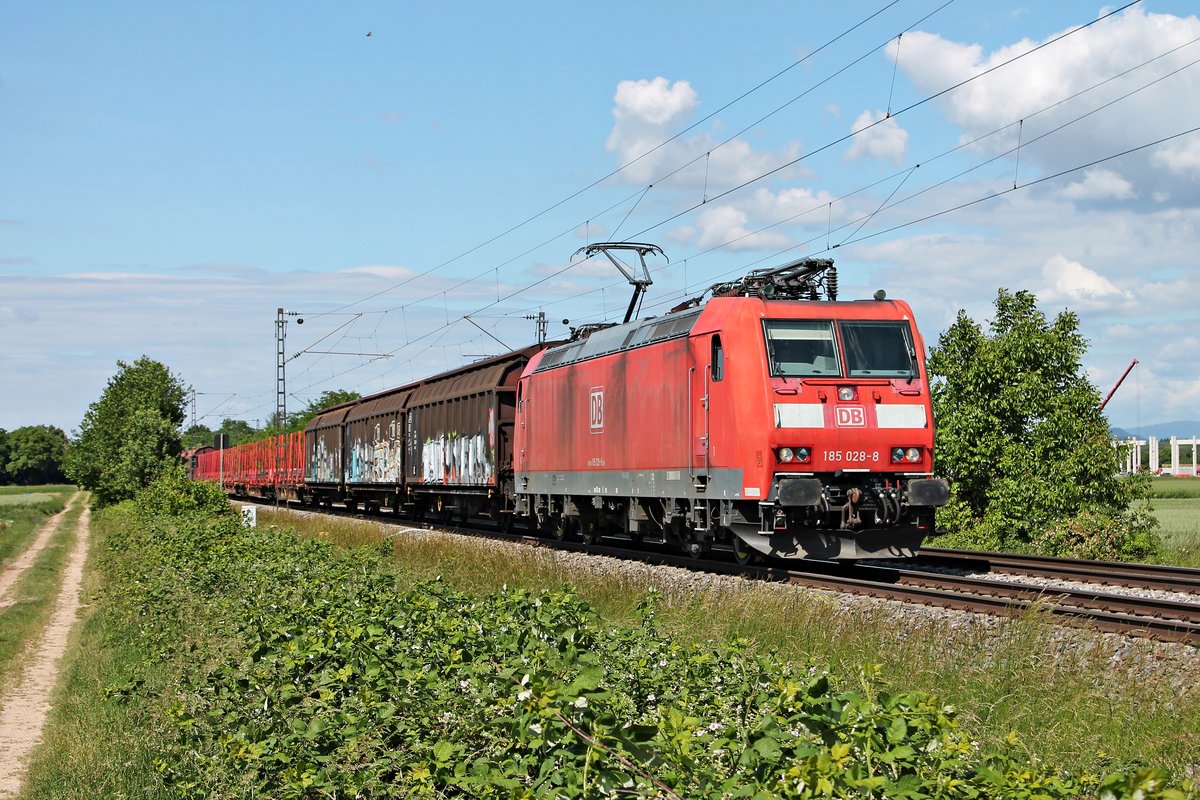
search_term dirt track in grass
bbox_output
[0,494,78,609]
[0,496,90,798]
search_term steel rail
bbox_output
[917,547,1200,594]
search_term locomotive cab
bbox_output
[696,260,945,561]
[715,298,949,560]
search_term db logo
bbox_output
[590,388,605,433]
[835,406,866,427]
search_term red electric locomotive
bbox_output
[514,256,948,561]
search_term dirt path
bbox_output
[0,493,79,609]
[0,501,91,798]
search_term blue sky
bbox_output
[3,1,1198,435]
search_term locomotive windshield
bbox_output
[764,319,916,378]
[763,320,840,376]
[841,321,915,378]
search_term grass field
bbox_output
[0,486,75,567]
[1151,477,1200,567]
[0,484,76,496]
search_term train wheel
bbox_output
[731,533,758,566]
[553,516,576,541]
[581,518,601,545]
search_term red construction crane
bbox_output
[1100,359,1139,410]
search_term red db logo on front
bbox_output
[836,406,866,427]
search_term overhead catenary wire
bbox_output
[282,0,966,378]
[621,0,1143,244]
[275,119,1198,408]
[302,0,913,321]
[293,0,1005,352]
[287,7,1188,405]
[267,0,1179,409]
[498,19,1198,325]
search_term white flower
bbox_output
[459,680,470,689]
[530,723,543,735]
[518,690,533,702]
[646,694,656,702]
[573,697,588,708]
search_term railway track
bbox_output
[915,546,1200,594]
[244,499,1200,645]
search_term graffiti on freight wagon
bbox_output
[348,420,404,483]
[309,435,341,483]
[422,432,495,485]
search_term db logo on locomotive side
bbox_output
[590,387,605,433]
[835,406,866,427]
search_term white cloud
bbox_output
[605,76,805,189]
[679,205,793,252]
[1057,168,1135,201]
[843,110,909,165]
[746,186,842,226]
[611,77,698,127]
[1039,254,1132,308]
[1151,136,1200,177]
[66,271,190,282]
[895,8,1200,201]
[342,265,417,280]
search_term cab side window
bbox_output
[711,335,724,382]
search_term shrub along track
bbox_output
[0,494,90,798]
[244,498,1200,645]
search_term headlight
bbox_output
[891,448,905,462]
[837,386,857,401]
[795,447,811,462]
[777,447,795,463]
[905,447,921,463]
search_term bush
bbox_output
[134,463,229,519]
[1033,507,1163,562]
[928,291,1159,561]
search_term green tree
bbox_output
[0,428,9,484]
[64,357,187,506]
[254,390,361,441]
[216,418,258,446]
[928,289,1159,560]
[181,423,216,451]
[6,425,69,485]
[287,389,360,432]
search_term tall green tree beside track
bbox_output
[64,356,187,506]
[928,289,1159,559]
